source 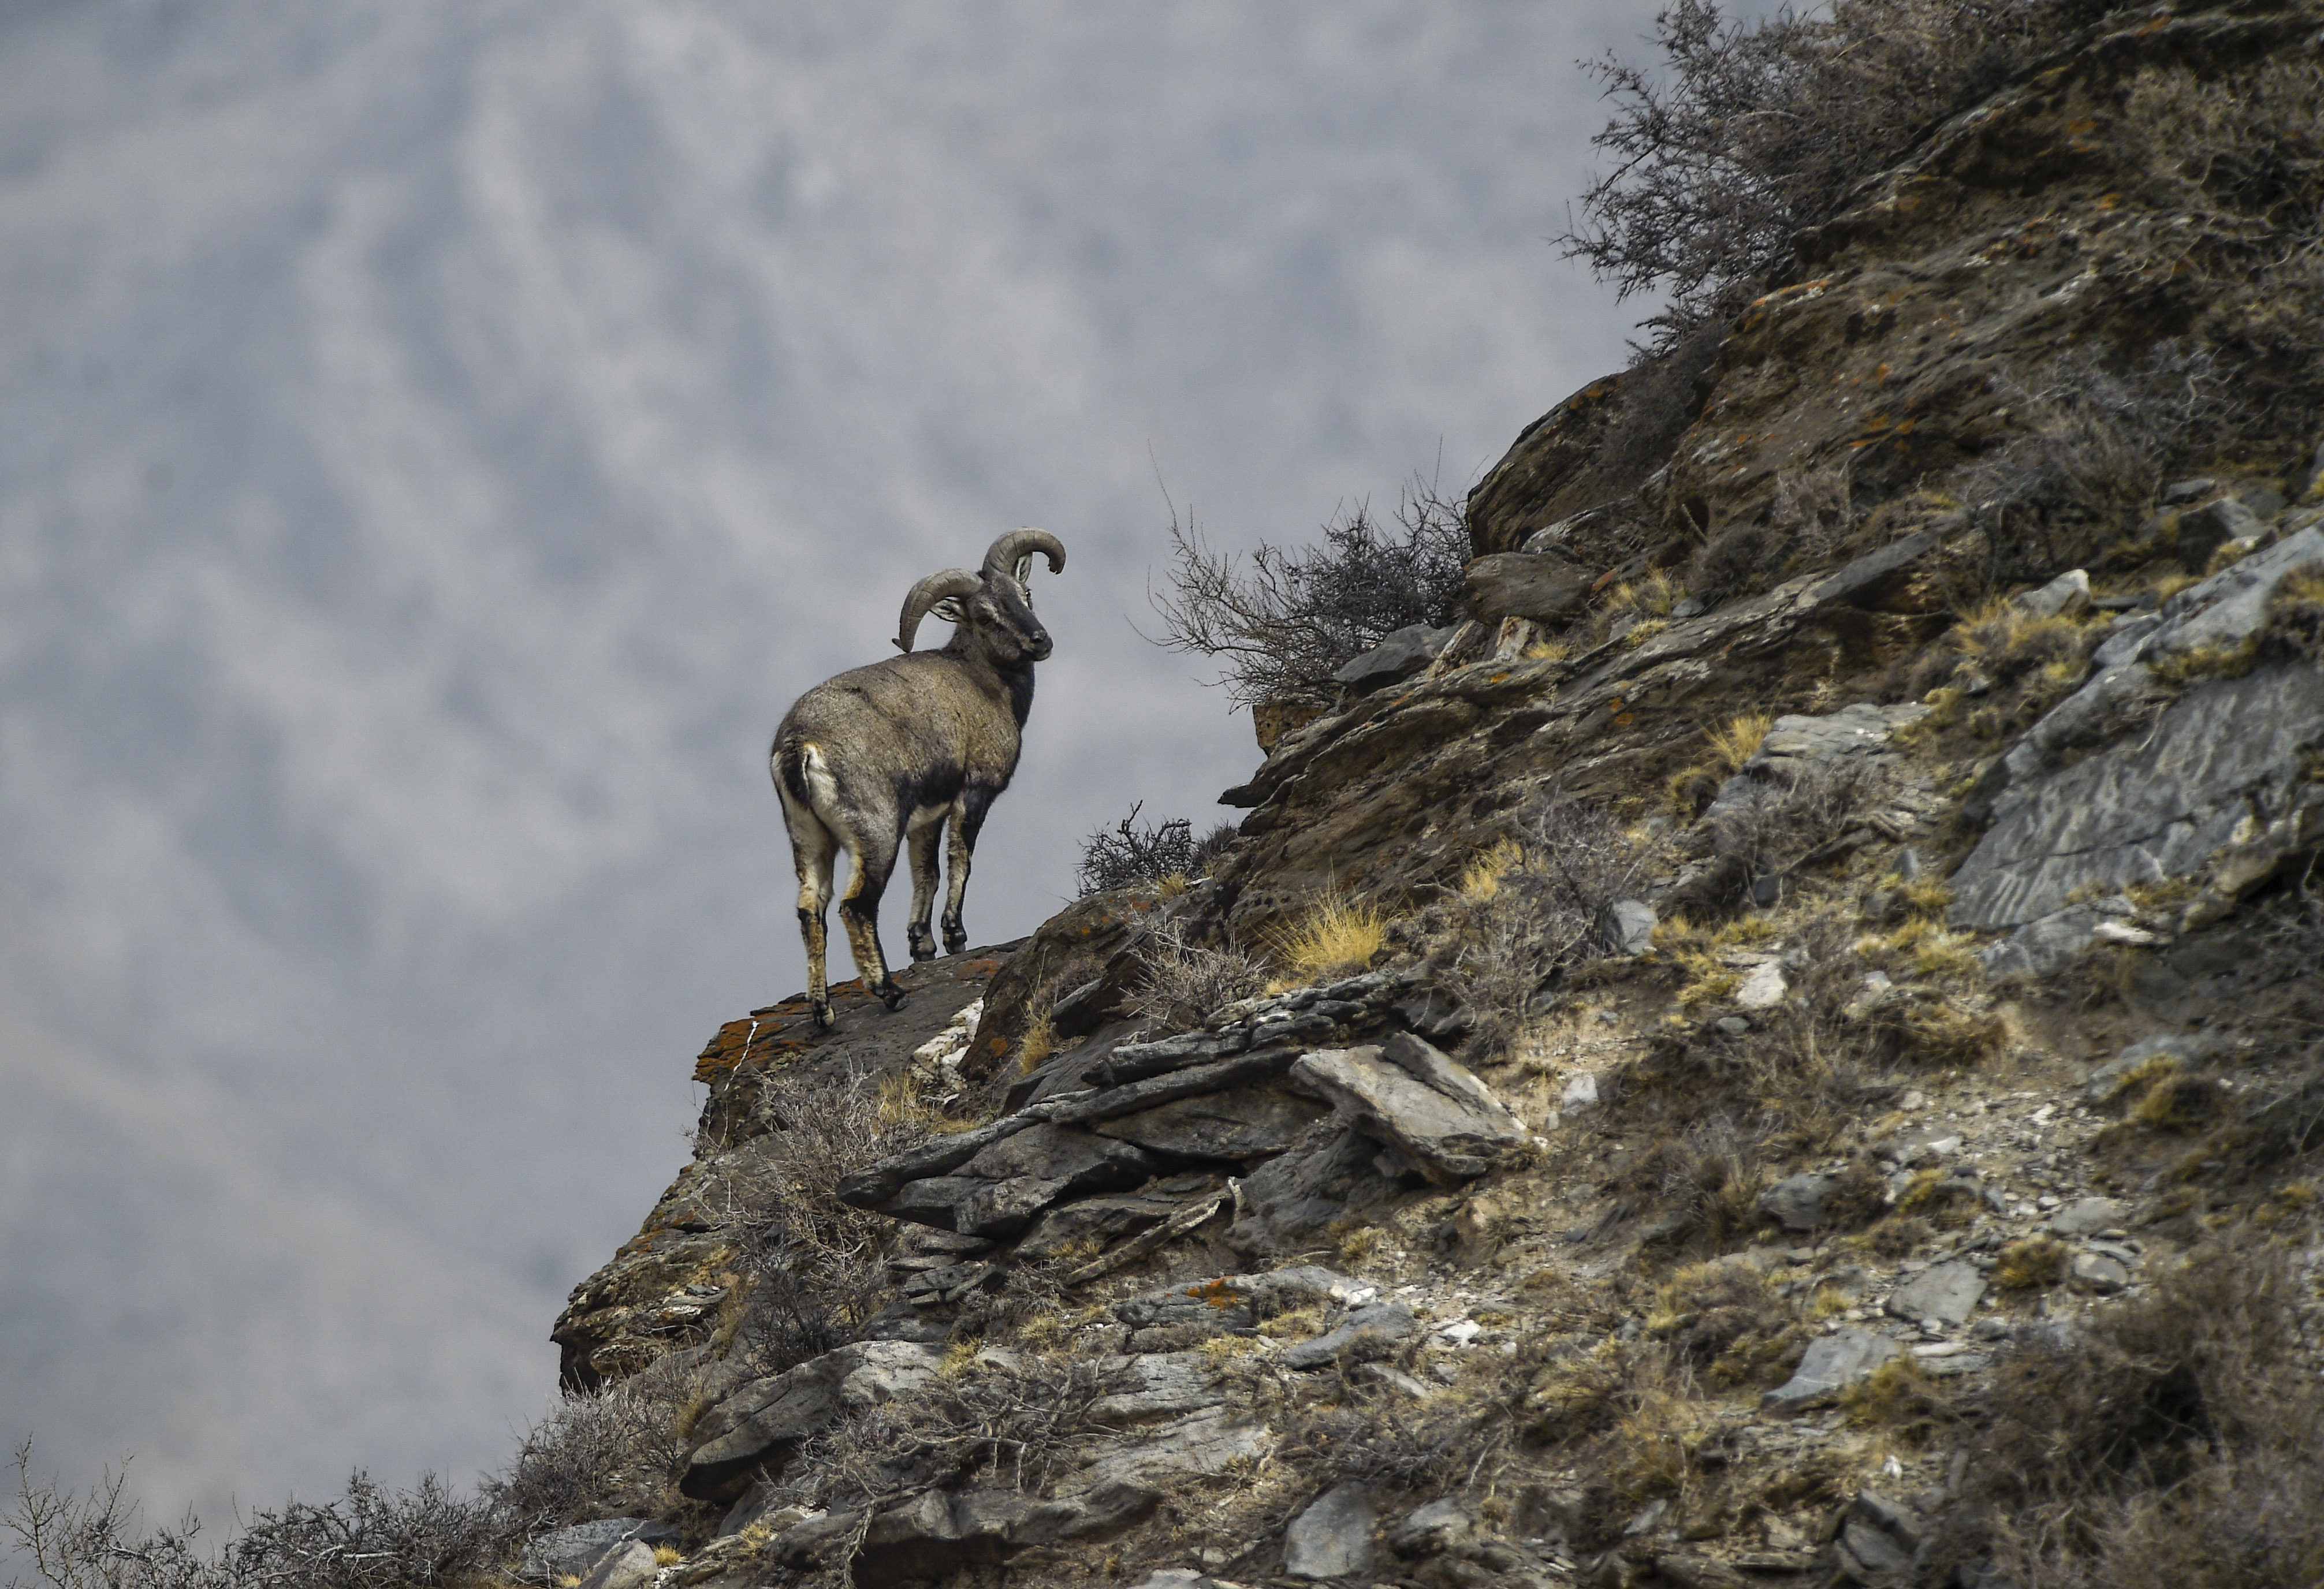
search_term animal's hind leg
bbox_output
[780,792,841,1030]
[836,823,908,1012]
[904,807,943,963]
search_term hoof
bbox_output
[907,935,937,963]
[810,999,835,1032]
[943,929,969,957]
[878,982,908,1012]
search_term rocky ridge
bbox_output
[532,10,2324,1588]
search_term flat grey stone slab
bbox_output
[1291,1032,1526,1183]
[1279,1303,1419,1370]
[2050,1196,2130,1237]
[1953,529,2324,931]
[1096,1083,1328,1159]
[1763,1326,1900,1411]
[1886,1260,1984,1327]
[576,1540,660,1589]
[1284,1482,1377,1579]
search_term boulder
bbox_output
[1388,1498,1474,1559]
[520,1519,680,1581]
[1335,624,1460,691]
[1757,1173,1841,1232]
[1603,898,1658,955]
[1284,1482,1377,1580]
[2049,1196,2129,1237]
[1014,1188,1198,1260]
[1952,530,2324,933]
[1462,551,1591,624]
[1762,1326,1900,1411]
[1291,1032,1529,1184]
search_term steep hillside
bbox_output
[507,9,2324,1588]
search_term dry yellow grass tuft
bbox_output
[1842,1356,1935,1427]
[1994,1234,2070,1291]
[1459,838,1524,902]
[1707,710,1775,774]
[1015,1010,1055,1075]
[1523,636,1573,662]
[1268,891,1388,982]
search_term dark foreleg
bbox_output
[904,808,943,963]
[940,792,988,957]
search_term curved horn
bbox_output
[895,569,981,653]
[981,527,1066,581]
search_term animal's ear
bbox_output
[929,595,967,624]
[1013,555,1034,587]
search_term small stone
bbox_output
[1749,873,1784,909]
[1757,1172,1841,1232]
[1604,899,1658,954]
[522,1521,679,1581]
[1894,849,1924,882]
[1284,1482,1377,1579]
[1560,1071,1600,1109]
[1735,962,1789,1009]
[2050,1196,2129,1237]
[1333,624,1459,689]
[2071,1251,2132,1293]
[1715,1015,1753,1036]
[2013,568,2091,620]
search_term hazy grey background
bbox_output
[0,0,1674,1535]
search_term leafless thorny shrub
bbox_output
[6,1442,494,1589]
[484,1355,710,1543]
[1075,803,1236,897]
[1145,476,1471,708]
[1562,0,2113,350]
[1932,1248,2324,1589]
[1126,915,1269,1030]
[1953,346,2251,587]
[1446,791,1667,1058]
[1702,755,1898,901]
[716,1068,943,1375]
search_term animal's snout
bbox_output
[1029,630,1053,660]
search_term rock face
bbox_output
[553,946,1014,1389]
[522,14,2324,1586]
[1951,530,2324,968]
